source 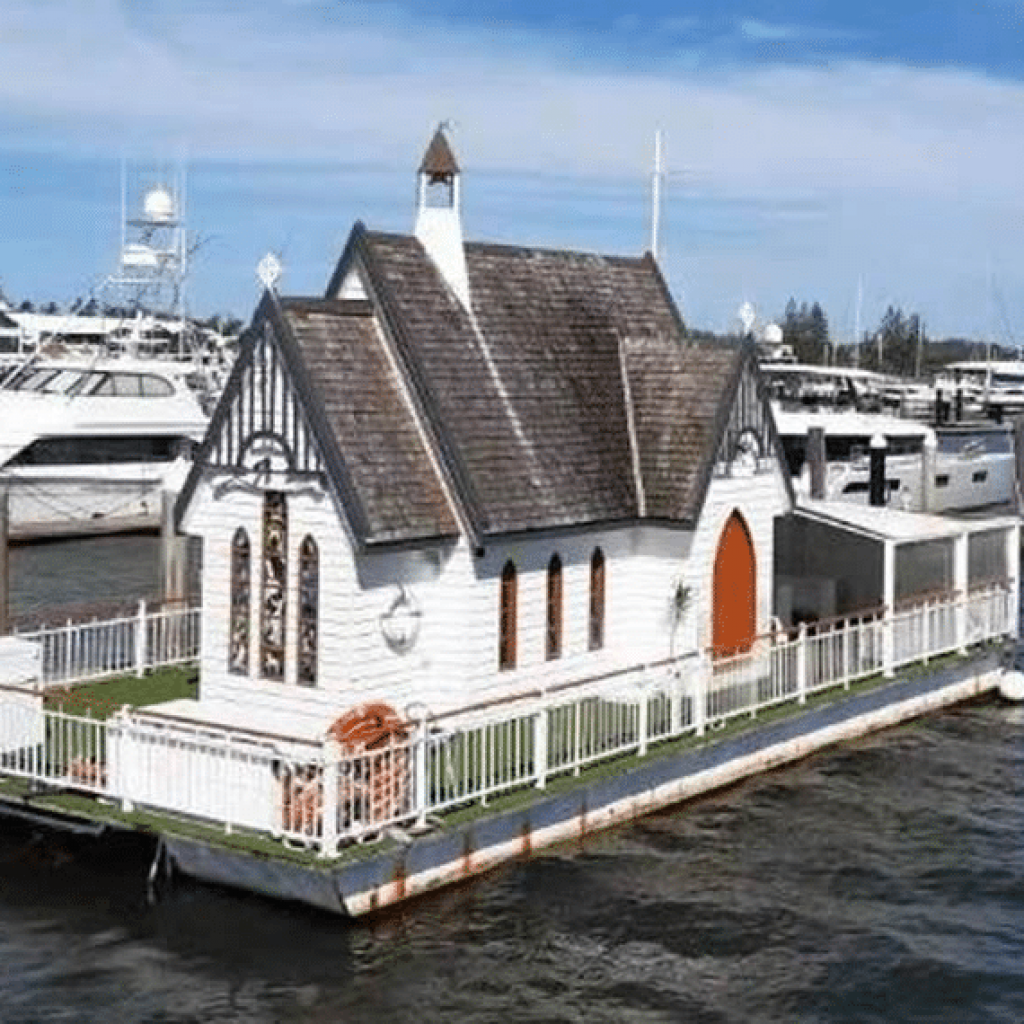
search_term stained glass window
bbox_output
[260,491,287,680]
[229,528,250,674]
[499,560,517,671]
[297,535,318,686]
[546,554,563,660]
[589,548,605,651]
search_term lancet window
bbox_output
[297,535,318,686]
[589,548,606,651]
[499,560,517,671]
[228,528,250,674]
[260,491,288,680]
[546,554,563,660]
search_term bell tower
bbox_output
[414,125,471,310]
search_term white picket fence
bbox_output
[12,602,201,687]
[0,584,1013,857]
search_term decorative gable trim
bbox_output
[338,226,487,547]
[176,291,374,545]
[208,320,324,480]
[714,352,775,474]
[691,343,795,524]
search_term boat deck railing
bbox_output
[0,583,1013,856]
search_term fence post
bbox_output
[319,737,340,859]
[134,600,147,678]
[534,705,548,790]
[797,622,808,704]
[637,682,649,757]
[883,605,896,677]
[112,709,135,813]
[414,713,430,822]
[694,651,707,737]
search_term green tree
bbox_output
[781,297,830,363]
[866,306,926,376]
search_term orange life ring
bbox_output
[329,701,408,752]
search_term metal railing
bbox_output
[13,601,200,687]
[0,584,1013,856]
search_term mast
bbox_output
[853,276,863,369]
[649,129,663,260]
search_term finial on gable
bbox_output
[256,252,283,293]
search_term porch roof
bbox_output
[794,498,1017,544]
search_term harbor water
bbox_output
[2,537,1024,1022]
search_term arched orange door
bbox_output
[712,510,756,658]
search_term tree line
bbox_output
[774,298,1006,376]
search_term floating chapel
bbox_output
[172,128,794,740]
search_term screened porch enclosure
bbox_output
[774,502,1019,629]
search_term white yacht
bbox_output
[764,363,1015,512]
[0,354,208,540]
[934,360,1024,418]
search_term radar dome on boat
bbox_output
[143,186,175,222]
[764,323,783,344]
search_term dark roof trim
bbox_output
[174,306,261,530]
[642,251,689,339]
[264,294,380,547]
[686,341,796,517]
[470,513,697,553]
[175,290,380,548]
[350,225,487,546]
[324,222,367,303]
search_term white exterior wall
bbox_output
[187,456,789,736]
[684,466,792,650]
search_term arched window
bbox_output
[546,554,563,660]
[260,491,287,680]
[229,528,250,674]
[297,536,318,686]
[499,560,517,671]
[589,548,605,651]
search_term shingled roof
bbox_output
[181,222,770,548]
[277,298,458,544]
[322,225,757,542]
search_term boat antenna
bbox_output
[853,276,863,369]
[649,129,664,260]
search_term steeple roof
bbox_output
[418,127,460,179]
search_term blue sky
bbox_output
[2,0,1024,341]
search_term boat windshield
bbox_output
[4,367,176,398]
[6,368,85,393]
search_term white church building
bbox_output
[171,128,794,742]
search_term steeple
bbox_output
[414,125,471,310]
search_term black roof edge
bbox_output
[174,296,267,531]
[359,528,462,555]
[353,227,487,547]
[642,251,689,341]
[688,340,795,517]
[474,512,697,551]
[261,290,376,549]
[323,221,367,299]
[688,341,750,522]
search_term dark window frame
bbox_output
[499,560,517,671]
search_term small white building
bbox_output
[172,128,795,740]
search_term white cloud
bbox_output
[0,1,1019,207]
[738,19,801,42]
[2,0,1024,335]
